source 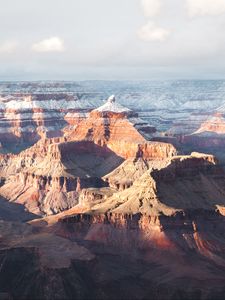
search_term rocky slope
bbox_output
[2,89,225,299]
[66,95,173,160]
[0,96,176,216]
[4,215,225,300]
[179,110,225,162]
[17,151,225,300]
[60,152,223,216]
[0,141,123,215]
[0,93,100,153]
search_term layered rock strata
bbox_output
[0,141,123,215]
[0,93,98,153]
[0,96,176,215]
[56,152,225,273]
[66,96,174,160]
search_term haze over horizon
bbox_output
[1,0,225,80]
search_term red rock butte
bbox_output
[67,95,176,159]
[0,95,177,215]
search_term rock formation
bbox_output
[66,152,223,215]
[0,141,123,215]
[180,111,225,162]
[0,96,176,215]
[0,93,99,153]
[2,91,225,299]
[20,151,225,300]
[66,95,173,159]
[2,148,225,300]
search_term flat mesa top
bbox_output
[95,95,132,113]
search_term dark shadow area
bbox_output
[59,140,125,178]
[0,244,201,300]
[0,120,66,155]
[0,134,40,154]
[55,211,225,300]
[0,196,40,222]
[180,132,225,162]
[151,158,225,211]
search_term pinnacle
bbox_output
[107,95,116,103]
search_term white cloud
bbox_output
[32,37,65,53]
[140,0,162,17]
[0,41,18,54]
[137,21,170,42]
[187,0,225,17]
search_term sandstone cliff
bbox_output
[0,93,97,153]
[0,141,124,215]
[73,152,223,216]
[66,96,175,159]
[0,96,176,216]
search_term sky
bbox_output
[0,0,225,80]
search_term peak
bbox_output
[108,95,116,103]
[93,95,132,114]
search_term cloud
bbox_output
[0,41,18,54]
[137,21,170,42]
[140,0,162,17]
[32,37,65,53]
[187,0,225,17]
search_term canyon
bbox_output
[1,82,225,300]
[0,95,176,216]
[0,93,100,153]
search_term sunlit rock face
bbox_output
[54,151,225,226]
[76,152,223,216]
[179,111,225,162]
[0,140,123,215]
[67,95,175,159]
[0,93,96,153]
[57,152,225,275]
[0,95,176,216]
[194,112,225,135]
[2,150,225,300]
[50,151,225,300]
[2,89,225,299]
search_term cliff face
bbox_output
[106,140,176,160]
[0,141,123,215]
[80,152,223,216]
[69,120,171,159]
[163,107,225,163]
[4,215,225,300]
[2,156,225,300]
[0,93,95,153]
[0,174,79,216]
[68,117,146,145]
[55,207,225,300]
[59,210,225,252]
[183,134,225,148]
[0,96,176,216]
[177,113,225,162]
[53,152,225,294]
[67,96,176,159]
[2,93,225,299]
[194,113,225,135]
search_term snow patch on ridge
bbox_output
[95,95,132,113]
